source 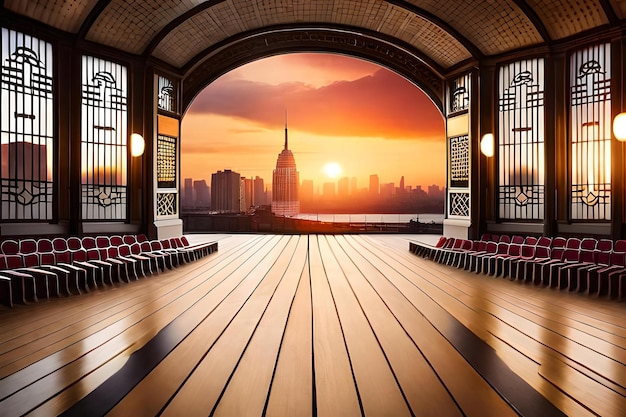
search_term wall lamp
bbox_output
[480,133,495,157]
[130,133,145,157]
[613,113,626,142]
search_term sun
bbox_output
[323,162,342,179]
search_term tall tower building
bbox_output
[369,174,379,196]
[211,169,241,213]
[272,118,300,216]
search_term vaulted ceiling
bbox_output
[4,0,626,109]
[5,0,624,72]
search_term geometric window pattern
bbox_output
[0,28,54,220]
[81,55,128,220]
[157,75,177,113]
[449,135,469,188]
[570,43,611,220]
[449,192,470,217]
[498,58,545,220]
[157,192,177,216]
[157,134,176,189]
[449,73,470,114]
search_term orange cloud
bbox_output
[188,68,444,140]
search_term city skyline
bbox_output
[181,53,446,190]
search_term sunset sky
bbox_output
[181,53,446,192]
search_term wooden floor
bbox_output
[0,234,624,417]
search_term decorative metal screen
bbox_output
[81,56,128,220]
[570,43,611,220]
[449,73,470,114]
[157,134,176,189]
[157,75,177,113]
[497,59,545,220]
[157,192,177,216]
[0,28,53,220]
[449,135,469,188]
[449,192,470,217]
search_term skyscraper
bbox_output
[369,174,379,196]
[272,119,300,216]
[211,169,240,213]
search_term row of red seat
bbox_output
[410,234,626,301]
[0,234,217,307]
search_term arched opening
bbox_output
[181,52,446,233]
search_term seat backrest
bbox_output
[511,235,524,244]
[137,234,149,242]
[52,237,69,251]
[565,238,582,249]
[520,244,536,258]
[460,239,472,250]
[67,237,82,251]
[4,254,24,269]
[610,251,626,267]
[561,248,580,262]
[1,240,19,255]
[580,238,597,250]
[499,235,511,243]
[82,236,97,250]
[118,244,132,257]
[107,246,120,258]
[496,242,509,254]
[123,234,137,245]
[508,243,522,256]
[614,240,626,252]
[537,236,552,247]
[479,233,490,242]
[54,249,72,264]
[96,236,111,249]
[552,237,567,248]
[141,241,153,253]
[535,246,550,258]
[22,252,40,268]
[19,239,38,255]
[72,247,88,262]
[181,236,191,247]
[595,250,611,266]
[130,242,142,255]
[551,246,565,260]
[596,239,613,252]
[485,241,498,254]
[161,239,172,249]
[150,240,163,251]
[110,235,124,247]
[579,249,596,263]
[524,236,538,246]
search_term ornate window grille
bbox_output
[449,135,469,188]
[81,56,128,220]
[570,43,611,220]
[449,73,470,114]
[497,59,545,220]
[0,28,53,220]
[157,134,177,189]
[157,75,177,113]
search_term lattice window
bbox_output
[0,28,53,220]
[497,58,545,220]
[570,43,611,220]
[157,75,177,113]
[157,192,177,216]
[81,56,128,220]
[157,134,176,189]
[449,192,470,217]
[449,135,469,188]
[449,73,470,114]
